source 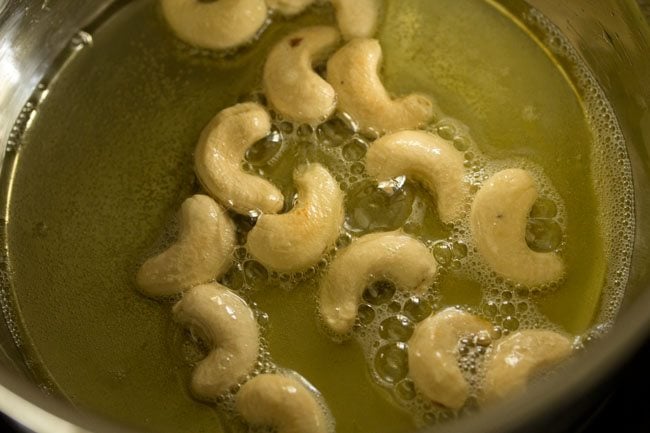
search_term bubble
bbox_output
[451,241,468,259]
[526,219,563,252]
[475,331,492,347]
[499,301,516,316]
[357,304,376,325]
[433,241,453,266]
[374,342,409,384]
[395,379,417,401]
[436,123,456,140]
[363,280,397,305]
[317,117,353,147]
[246,128,283,166]
[342,137,368,161]
[379,315,415,341]
[453,136,471,151]
[220,268,245,290]
[346,180,415,233]
[403,296,432,322]
[502,316,520,332]
[530,197,558,218]
[244,260,269,284]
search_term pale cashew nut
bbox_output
[319,230,438,335]
[236,372,331,433]
[331,0,380,40]
[408,308,492,409]
[470,168,564,286]
[195,103,284,215]
[136,195,236,297]
[246,163,344,273]
[172,283,260,400]
[482,329,572,402]
[161,0,268,51]
[326,39,434,135]
[366,131,468,223]
[264,26,340,124]
[266,0,316,16]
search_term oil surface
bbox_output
[0,0,633,432]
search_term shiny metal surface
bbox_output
[0,1,648,432]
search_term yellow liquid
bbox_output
[0,0,632,432]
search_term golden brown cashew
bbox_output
[267,0,316,16]
[236,373,331,433]
[408,308,492,409]
[246,163,344,273]
[319,230,437,335]
[161,0,268,51]
[331,0,380,40]
[483,329,572,402]
[366,131,468,223]
[470,169,564,286]
[136,195,236,297]
[195,103,284,215]
[326,39,434,135]
[173,283,260,400]
[264,26,340,124]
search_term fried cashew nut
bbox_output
[264,26,340,124]
[136,195,236,297]
[267,0,316,16]
[247,163,344,273]
[319,231,437,335]
[326,39,434,135]
[483,329,572,402]
[172,283,260,400]
[470,169,564,286]
[331,0,380,40]
[195,103,284,215]
[161,0,268,51]
[408,308,492,409]
[366,131,468,223]
[236,373,331,433]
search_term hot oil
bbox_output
[0,0,633,432]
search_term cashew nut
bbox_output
[236,372,331,433]
[160,0,268,51]
[195,103,284,215]
[366,131,468,223]
[264,26,340,124]
[172,283,260,400]
[408,308,492,409]
[326,39,434,135]
[331,0,380,40]
[319,230,438,335]
[246,163,344,273]
[266,0,316,16]
[470,169,564,286]
[482,329,572,402]
[136,195,236,297]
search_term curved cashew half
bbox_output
[331,0,380,40]
[326,39,434,135]
[264,26,340,124]
[236,373,331,433]
[136,195,236,297]
[408,308,492,409]
[267,0,316,16]
[195,103,284,215]
[172,283,260,400]
[483,329,572,402]
[366,131,468,223]
[470,169,564,286]
[319,230,437,335]
[247,163,344,273]
[161,0,268,51]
